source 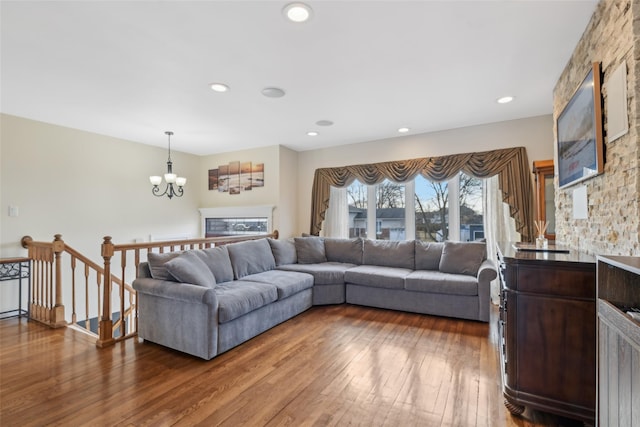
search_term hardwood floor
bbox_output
[1,305,584,426]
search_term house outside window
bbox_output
[346,174,484,242]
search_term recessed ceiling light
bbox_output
[283,3,313,23]
[210,83,229,92]
[262,87,286,98]
[316,120,334,127]
[497,96,514,104]
[307,131,319,136]
[398,127,410,133]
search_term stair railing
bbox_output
[21,230,279,348]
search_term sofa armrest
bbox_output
[133,277,219,359]
[477,259,498,285]
[476,259,497,322]
[133,278,218,307]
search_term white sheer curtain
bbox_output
[484,175,521,304]
[321,186,349,238]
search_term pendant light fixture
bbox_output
[149,131,186,199]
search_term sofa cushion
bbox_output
[439,241,486,277]
[241,270,314,299]
[415,241,444,270]
[268,238,297,266]
[196,246,235,283]
[324,238,363,265]
[277,262,355,285]
[295,237,327,264]
[227,239,276,279]
[214,281,278,323]
[164,251,216,287]
[405,270,478,296]
[147,252,183,280]
[344,265,412,290]
[363,239,415,269]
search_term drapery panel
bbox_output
[310,146,535,242]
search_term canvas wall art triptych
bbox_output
[208,162,264,195]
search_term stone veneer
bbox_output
[553,0,639,256]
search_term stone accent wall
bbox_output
[553,0,639,255]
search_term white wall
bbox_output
[0,114,201,311]
[295,115,554,235]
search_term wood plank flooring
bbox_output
[1,305,584,426]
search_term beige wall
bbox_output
[553,0,639,255]
[0,114,202,311]
[295,115,555,235]
[197,144,298,238]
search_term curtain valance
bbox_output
[310,146,534,242]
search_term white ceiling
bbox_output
[1,1,598,156]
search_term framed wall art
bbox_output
[556,62,604,189]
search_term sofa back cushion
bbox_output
[363,239,415,269]
[268,238,297,266]
[197,246,235,283]
[415,241,444,270]
[165,251,216,287]
[147,252,183,280]
[227,239,276,279]
[324,238,363,265]
[294,237,327,264]
[438,241,486,277]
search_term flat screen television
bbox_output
[556,62,604,189]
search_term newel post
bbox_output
[96,236,115,348]
[50,234,67,328]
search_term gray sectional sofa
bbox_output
[133,236,497,360]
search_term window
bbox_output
[375,179,405,240]
[347,180,368,238]
[415,175,449,242]
[342,175,484,241]
[459,172,484,241]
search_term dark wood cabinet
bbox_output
[497,243,596,424]
[596,256,640,427]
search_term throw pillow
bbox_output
[227,239,276,279]
[439,241,486,276]
[415,241,444,270]
[294,237,327,264]
[197,246,235,283]
[147,252,182,280]
[165,251,216,287]
[268,238,297,266]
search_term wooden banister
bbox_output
[21,231,279,348]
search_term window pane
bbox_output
[375,180,405,240]
[414,175,448,242]
[347,180,368,238]
[459,172,484,241]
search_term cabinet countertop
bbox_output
[497,242,595,265]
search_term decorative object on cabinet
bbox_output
[497,242,596,425]
[532,159,555,240]
[556,62,604,189]
[209,162,264,194]
[149,131,187,199]
[596,255,640,427]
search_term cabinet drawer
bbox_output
[515,264,595,298]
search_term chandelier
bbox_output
[149,131,186,199]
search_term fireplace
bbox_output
[199,206,274,238]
